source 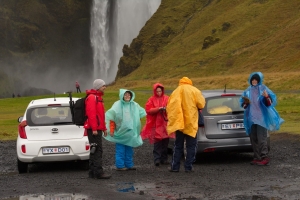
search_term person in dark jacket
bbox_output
[75,81,81,93]
[84,79,111,179]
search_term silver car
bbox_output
[169,89,270,154]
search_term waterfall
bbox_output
[90,0,161,83]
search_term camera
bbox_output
[160,107,166,111]
[90,143,97,154]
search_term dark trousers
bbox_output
[153,138,169,164]
[87,129,103,176]
[76,87,81,93]
[171,130,197,171]
[250,124,268,160]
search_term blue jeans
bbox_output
[171,130,197,171]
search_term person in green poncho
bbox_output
[103,89,146,171]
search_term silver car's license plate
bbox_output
[42,147,70,154]
[222,123,244,130]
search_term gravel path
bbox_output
[1,133,300,200]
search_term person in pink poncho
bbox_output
[141,83,174,166]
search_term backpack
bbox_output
[69,93,88,126]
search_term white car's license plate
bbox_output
[222,123,244,130]
[42,147,70,154]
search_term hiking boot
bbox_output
[257,157,270,166]
[95,173,111,179]
[88,171,94,179]
[116,167,128,171]
[127,167,136,170]
[185,168,194,173]
[161,161,170,165]
[168,167,179,172]
[250,159,260,165]
[154,160,160,167]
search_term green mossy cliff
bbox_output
[0,0,92,97]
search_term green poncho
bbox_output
[103,89,146,147]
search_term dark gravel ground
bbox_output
[1,132,300,200]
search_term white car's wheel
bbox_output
[79,160,89,170]
[17,159,28,174]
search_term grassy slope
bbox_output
[112,0,300,91]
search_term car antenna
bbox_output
[54,93,56,101]
[224,84,226,94]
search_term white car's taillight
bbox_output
[85,142,90,151]
[21,144,26,153]
[18,120,27,139]
[83,129,88,136]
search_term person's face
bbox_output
[251,79,258,86]
[123,92,131,102]
[156,87,163,97]
[98,85,107,93]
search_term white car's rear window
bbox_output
[26,106,73,126]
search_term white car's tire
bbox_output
[17,159,28,174]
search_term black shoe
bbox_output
[115,167,128,171]
[95,173,111,179]
[88,171,94,178]
[155,160,160,167]
[161,161,170,165]
[168,167,179,172]
[185,166,194,173]
[128,167,136,170]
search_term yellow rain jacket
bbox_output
[166,77,206,138]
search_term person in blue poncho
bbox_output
[240,72,284,166]
[104,89,146,171]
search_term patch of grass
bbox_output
[0,90,299,141]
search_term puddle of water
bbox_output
[1,193,88,200]
[116,182,156,193]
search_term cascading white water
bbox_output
[90,0,161,83]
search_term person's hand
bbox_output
[159,107,166,111]
[110,132,114,137]
[262,90,268,97]
[103,130,108,137]
[92,130,98,135]
[242,96,250,104]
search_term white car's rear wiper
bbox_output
[53,122,74,125]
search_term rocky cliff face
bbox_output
[0,0,93,97]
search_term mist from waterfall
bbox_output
[90,0,161,84]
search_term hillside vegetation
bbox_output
[114,0,300,91]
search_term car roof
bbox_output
[202,89,243,98]
[27,97,78,108]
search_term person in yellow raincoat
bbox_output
[166,77,206,172]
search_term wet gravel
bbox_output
[1,132,300,200]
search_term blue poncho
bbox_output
[103,89,146,147]
[240,72,284,135]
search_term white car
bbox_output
[17,97,90,173]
